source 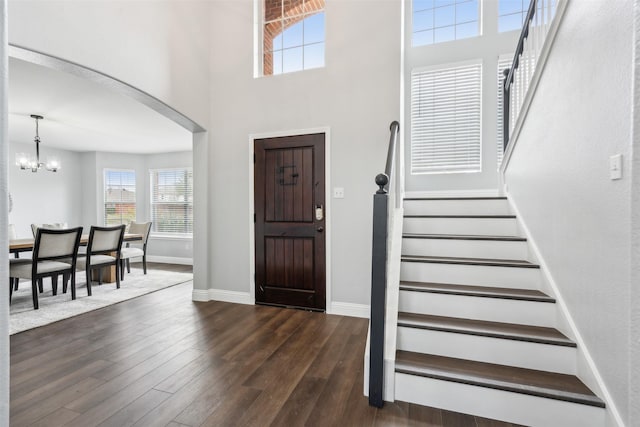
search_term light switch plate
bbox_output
[333,187,345,199]
[610,154,623,180]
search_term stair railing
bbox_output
[369,120,400,408]
[502,0,566,154]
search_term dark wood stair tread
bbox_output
[399,281,555,303]
[401,255,540,269]
[403,233,526,242]
[395,351,605,408]
[404,197,508,201]
[404,214,516,219]
[397,313,574,347]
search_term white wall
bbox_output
[503,1,633,425]
[8,141,82,237]
[8,0,211,128]
[629,2,640,425]
[404,1,519,192]
[208,0,401,307]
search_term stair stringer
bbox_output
[363,205,403,402]
[505,193,624,427]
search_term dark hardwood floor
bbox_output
[10,264,520,427]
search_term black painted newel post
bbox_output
[369,173,389,408]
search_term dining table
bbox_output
[9,233,143,283]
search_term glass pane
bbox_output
[435,0,455,7]
[272,50,283,75]
[413,29,434,46]
[283,18,303,48]
[499,13,524,32]
[456,0,477,24]
[434,4,455,27]
[456,21,478,39]
[413,9,434,32]
[303,12,324,44]
[283,47,303,73]
[304,42,324,69]
[499,0,524,16]
[413,0,434,13]
[434,25,455,43]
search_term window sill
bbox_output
[149,234,193,241]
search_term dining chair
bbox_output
[120,221,152,280]
[76,225,125,295]
[9,224,31,292]
[9,227,83,310]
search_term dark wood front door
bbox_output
[254,133,325,310]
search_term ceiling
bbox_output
[8,57,192,154]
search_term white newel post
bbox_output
[0,0,9,423]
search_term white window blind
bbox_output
[104,170,136,226]
[497,55,513,166]
[411,62,482,174]
[150,169,193,235]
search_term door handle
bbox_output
[317,227,324,233]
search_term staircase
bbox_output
[392,196,606,427]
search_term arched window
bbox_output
[263,0,325,75]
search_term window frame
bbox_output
[258,0,326,77]
[103,168,137,227]
[149,167,194,238]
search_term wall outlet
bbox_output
[610,154,623,180]
[333,187,345,199]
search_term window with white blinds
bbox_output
[410,61,482,174]
[497,55,513,166]
[150,168,193,235]
[104,170,136,226]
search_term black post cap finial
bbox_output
[375,174,389,194]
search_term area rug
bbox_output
[9,267,193,335]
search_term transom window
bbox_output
[104,170,136,226]
[150,168,193,235]
[499,0,528,32]
[412,0,479,47]
[263,0,325,76]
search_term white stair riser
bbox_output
[400,262,542,289]
[398,291,556,328]
[402,238,529,260]
[394,374,605,427]
[397,327,576,375]
[403,199,511,216]
[403,217,519,236]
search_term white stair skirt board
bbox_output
[403,217,520,236]
[394,373,605,427]
[402,238,529,260]
[396,327,576,375]
[398,291,557,328]
[400,262,542,289]
[403,199,512,216]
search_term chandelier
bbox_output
[15,115,60,173]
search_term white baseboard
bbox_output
[405,189,502,198]
[191,288,253,305]
[146,256,193,265]
[329,302,370,318]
